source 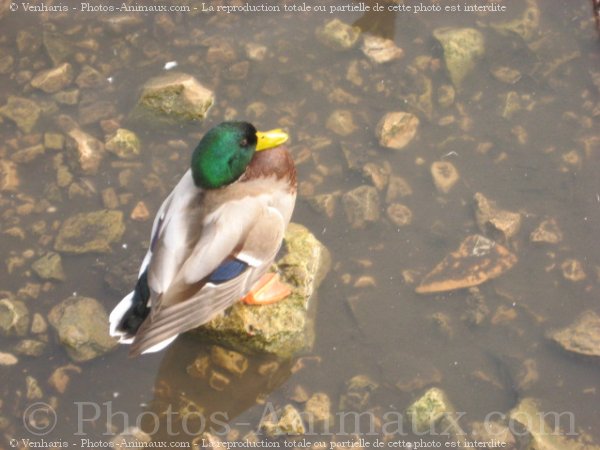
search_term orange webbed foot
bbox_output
[242,273,292,305]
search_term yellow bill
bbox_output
[255,129,289,151]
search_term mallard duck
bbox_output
[109,122,296,356]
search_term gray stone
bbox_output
[431,161,460,194]
[64,127,105,174]
[433,27,485,88]
[194,223,330,359]
[31,63,74,93]
[326,109,356,136]
[304,393,332,432]
[339,375,378,411]
[474,192,521,241]
[260,404,305,436]
[376,112,419,150]
[14,339,46,357]
[361,35,403,64]
[0,96,41,133]
[406,388,464,437]
[316,19,361,51]
[131,72,214,126]
[105,129,141,159]
[0,296,30,337]
[48,296,118,362]
[342,185,380,229]
[55,210,125,254]
[490,0,540,42]
[32,252,66,281]
[43,30,74,65]
[550,311,600,359]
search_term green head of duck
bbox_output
[191,122,288,189]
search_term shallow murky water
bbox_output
[0,0,599,447]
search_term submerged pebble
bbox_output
[376,112,419,150]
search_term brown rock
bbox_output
[416,235,517,294]
[474,192,521,240]
[550,311,600,358]
[431,161,459,194]
[376,112,419,150]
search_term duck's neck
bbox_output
[241,146,296,188]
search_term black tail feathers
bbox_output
[118,270,151,335]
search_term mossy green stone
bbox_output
[433,27,485,89]
[48,296,117,362]
[193,223,330,359]
[55,210,125,254]
[0,96,41,133]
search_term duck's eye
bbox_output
[239,138,248,147]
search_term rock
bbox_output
[193,223,330,359]
[12,144,45,164]
[48,296,118,362]
[530,218,563,244]
[260,404,305,436]
[186,354,210,379]
[316,19,361,51]
[210,346,248,377]
[75,65,106,89]
[307,192,340,219]
[0,159,19,191]
[433,27,485,88]
[491,66,522,84]
[509,398,599,450]
[0,297,30,337]
[110,427,152,449]
[0,50,14,75]
[65,127,105,174]
[26,376,43,400]
[437,84,456,108]
[361,35,403,64]
[406,387,453,434]
[245,43,267,61]
[304,393,332,432]
[208,370,230,391]
[474,192,521,241]
[130,201,150,221]
[31,313,48,334]
[14,339,46,357]
[0,96,41,133]
[380,353,442,392]
[386,175,413,202]
[55,210,125,254]
[461,288,490,326]
[376,112,419,150]
[386,203,412,227]
[560,259,586,282]
[362,162,391,191]
[431,161,459,194]
[78,98,116,126]
[339,375,378,411]
[416,235,518,294]
[31,63,74,93]
[44,133,65,150]
[549,311,600,359]
[326,109,356,136]
[342,185,380,229]
[53,89,79,105]
[470,421,516,448]
[491,0,540,42]
[105,128,141,159]
[32,252,66,281]
[131,72,214,126]
[43,30,74,65]
[0,352,18,366]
